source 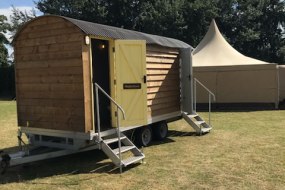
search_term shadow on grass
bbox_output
[0,130,198,184]
[168,130,197,137]
[0,148,158,184]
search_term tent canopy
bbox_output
[193,20,270,67]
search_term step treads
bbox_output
[194,121,205,125]
[103,136,127,144]
[112,145,136,155]
[201,127,212,133]
[122,155,145,166]
[187,114,198,118]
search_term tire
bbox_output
[135,126,152,147]
[153,121,168,140]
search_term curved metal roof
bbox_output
[13,15,191,49]
[63,16,191,49]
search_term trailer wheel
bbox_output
[135,126,152,147]
[153,121,168,140]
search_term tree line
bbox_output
[35,0,285,64]
[1,0,284,98]
[1,0,285,68]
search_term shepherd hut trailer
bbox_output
[1,15,213,173]
[193,20,279,108]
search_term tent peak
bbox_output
[192,19,270,66]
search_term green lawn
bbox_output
[0,101,284,190]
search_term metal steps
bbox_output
[113,145,135,155]
[122,155,145,166]
[182,112,212,135]
[104,136,127,144]
[101,132,145,169]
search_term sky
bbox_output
[0,0,42,59]
[0,0,42,21]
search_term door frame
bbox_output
[89,36,116,130]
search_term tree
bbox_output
[0,15,10,68]
[35,0,285,63]
[136,0,186,41]
[182,0,220,46]
[37,0,108,24]
[9,6,37,39]
[216,0,285,63]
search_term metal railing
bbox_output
[94,83,126,173]
[193,78,216,126]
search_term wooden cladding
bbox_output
[14,16,86,132]
[146,45,181,117]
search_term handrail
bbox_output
[94,83,125,173]
[193,78,216,127]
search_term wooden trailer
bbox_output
[6,15,212,172]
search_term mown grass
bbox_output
[0,101,284,190]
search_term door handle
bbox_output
[143,75,147,83]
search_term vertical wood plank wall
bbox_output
[14,17,86,132]
[146,45,181,118]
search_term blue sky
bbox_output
[0,0,41,21]
[0,0,41,59]
[0,0,37,8]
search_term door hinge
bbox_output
[143,75,147,83]
[112,47,115,52]
[114,79,116,85]
[115,111,117,117]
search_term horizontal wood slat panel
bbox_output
[17,49,82,62]
[147,85,180,93]
[18,98,84,108]
[17,75,83,84]
[16,58,82,69]
[147,80,179,87]
[149,106,180,117]
[146,57,177,64]
[147,75,179,81]
[148,101,180,112]
[15,33,82,48]
[146,45,180,118]
[146,45,179,54]
[18,113,84,124]
[147,91,179,100]
[17,83,83,92]
[146,69,179,75]
[16,67,83,77]
[146,63,179,69]
[17,91,84,99]
[18,106,84,117]
[18,26,80,40]
[16,41,82,56]
[146,52,178,58]
[147,96,180,106]
[15,16,86,133]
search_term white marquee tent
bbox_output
[192,20,279,108]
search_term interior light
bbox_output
[99,44,105,49]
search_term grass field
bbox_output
[0,101,284,190]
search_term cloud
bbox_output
[0,6,41,22]
[0,6,42,60]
